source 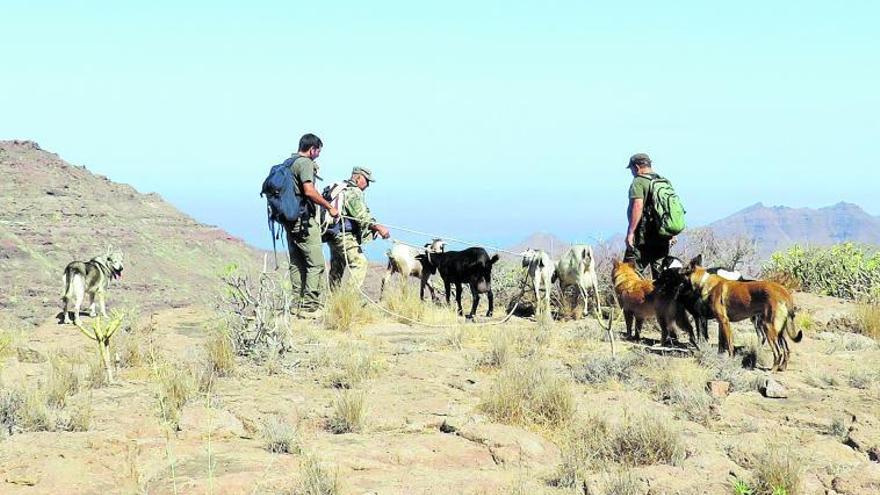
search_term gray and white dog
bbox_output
[61,248,124,324]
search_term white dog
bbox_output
[521,248,555,315]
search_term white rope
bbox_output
[338,215,524,257]
[336,217,527,328]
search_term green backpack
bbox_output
[640,174,686,237]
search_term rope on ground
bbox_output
[338,219,529,328]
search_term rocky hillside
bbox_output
[0,140,262,327]
[710,202,880,258]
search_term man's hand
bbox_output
[327,206,339,218]
[375,225,390,239]
[626,232,635,249]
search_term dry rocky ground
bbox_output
[0,288,879,495]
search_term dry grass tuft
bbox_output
[261,414,300,454]
[155,365,195,429]
[827,416,850,441]
[204,327,236,378]
[0,387,51,434]
[479,358,575,428]
[55,397,93,432]
[87,355,110,389]
[855,303,880,341]
[653,360,716,424]
[328,389,366,434]
[320,342,385,389]
[296,453,339,495]
[694,340,760,391]
[846,368,877,390]
[324,285,375,332]
[575,351,644,385]
[554,413,684,488]
[751,443,803,495]
[45,355,82,408]
[603,470,642,495]
[478,330,515,368]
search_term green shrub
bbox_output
[762,243,880,301]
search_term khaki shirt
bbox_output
[341,179,376,231]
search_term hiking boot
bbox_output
[298,308,324,320]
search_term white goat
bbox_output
[553,244,602,318]
[380,239,446,300]
[520,248,555,315]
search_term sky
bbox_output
[2,1,878,256]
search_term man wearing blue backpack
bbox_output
[287,133,338,319]
[624,153,686,278]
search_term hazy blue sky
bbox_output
[2,1,878,254]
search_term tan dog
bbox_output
[612,259,693,345]
[682,255,802,370]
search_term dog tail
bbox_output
[61,266,73,303]
[786,306,803,343]
[489,254,500,265]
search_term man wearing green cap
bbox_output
[624,152,674,278]
[327,166,390,289]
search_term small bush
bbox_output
[45,356,82,408]
[855,303,880,340]
[328,389,366,434]
[609,413,686,466]
[574,351,644,385]
[479,359,574,428]
[762,243,880,301]
[155,365,194,429]
[204,328,236,378]
[847,368,877,390]
[87,356,110,389]
[604,470,642,495]
[479,331,514,369]
[827,416,849,441]
[751,443,803,495]
[324,285,374,332]
[554,413,684,487]
[653,361,716,424]
[694,341,758,391]
[5,388,51,433]
[445,326,466,350]
[296,453,339,495]
[323,343,384,389]
[262,414,299,454]
[55,397,92,432]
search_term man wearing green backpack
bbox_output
[624,153,686,278]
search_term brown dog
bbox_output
[682,255,802,370]
[612,260,692,344]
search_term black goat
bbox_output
[416,247,500,319]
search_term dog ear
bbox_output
[688,254,703,270]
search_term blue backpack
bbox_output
[260,156,307,258]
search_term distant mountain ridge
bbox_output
[505,202,880,261]
[709,201,880,257]
[504,232,571,260]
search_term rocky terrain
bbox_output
[1,142,879,494]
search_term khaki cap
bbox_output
[352,166,375,182]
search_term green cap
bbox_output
[352,166,375,182]
[627,153,652,168]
